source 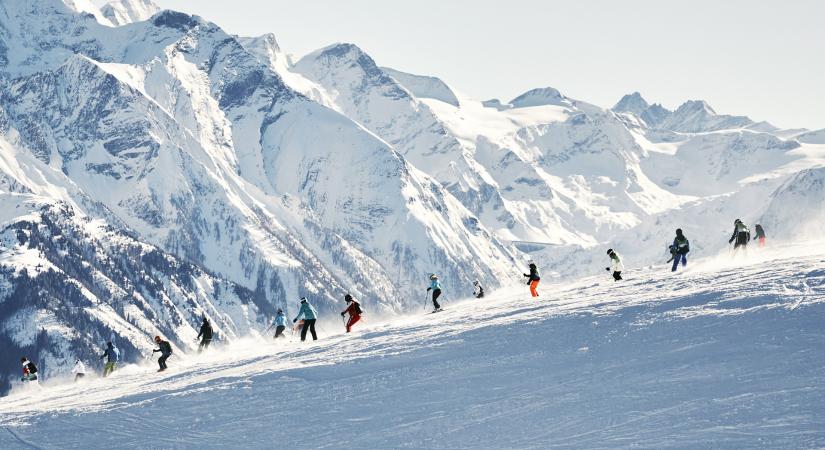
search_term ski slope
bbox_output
[1,245,824,448]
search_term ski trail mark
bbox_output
[3,426,43,450]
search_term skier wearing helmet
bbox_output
[523,262,540,297]
[426,274,443,311]
[729,219,750,253]
[152,336,173,372]
[605,249,624,281]
[671,229,690,271]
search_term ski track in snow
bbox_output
[1,251,825,448]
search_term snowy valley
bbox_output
[0,0,823,445]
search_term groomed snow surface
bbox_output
[2,244,824,448]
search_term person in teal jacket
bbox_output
[293,298,318,341]
[426,274,442,311]
[273,309,288,338]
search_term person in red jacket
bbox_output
[340,294,362,333]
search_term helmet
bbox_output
[345,294,353,303]
[277,308,283,314]
[676,228,683,235]
[606,248,613,255]
[154,336,161,343]
[430,274,437,280]
[473,280,479,285]
[734,219,741,224]
[20,357,27,363]
[300,297,307,303]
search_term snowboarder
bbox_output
[473,280,485,299]
[671,229,690,271]
[523,262,540,297]
[152,336,173,372]
[196,317,213,352]
[293,298,318,341]
[20,357,38,382]
[340,294,362,333]
[729,219,750,253]
[273,309,288,338]
[754,224,766,248]
[605,249,624,281]
[100,341,119,377]
[426,274,443,311]
[72,358,86,382]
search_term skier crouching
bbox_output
[20,357,38,382]
[523,263,540,297]
[273,309,288,338]
[426,274,443,311]
[473,280,484,298]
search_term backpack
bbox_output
[354,301,363,315]
[26,362,38,374]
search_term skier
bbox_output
[426,274,443,311]
[523,262,540,297]
[473,280,485,299]
[152,336,173,372]
[671,229,690,271]
[273,309,288,338]
[293,298,318,341]
[20,357,38,382]
[754,224,766,248]
[605,249,624,281]
[196,317,213,352]
[340,294,362,333]
[729,219,750,253]
[72,358,86,382]
[100,341,119,377]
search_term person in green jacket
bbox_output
[293,297,318,341]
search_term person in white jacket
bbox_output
[72,358,86,382]
[605,249,625,281]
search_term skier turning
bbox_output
[523,262,540,297]
[100,341,119,377]
[426,274,443,311]
[754,224,766,248]
[671,229,690,272]
[473,280,485,299]
[152,336,173,372]
[729,219,750,254]
[20,357,38,382]
[605,249,624,281]
[72,358,86,382]
[341,294,362,333]
[196,317,213,352]
[293,298,318,341]
[273,309,288,338]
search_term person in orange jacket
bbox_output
[340,294,362,333]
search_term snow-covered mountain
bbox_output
[0,0,822,396]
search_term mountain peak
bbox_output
[100,0,160,26]
[612,92,650,115]
[509,86,572,108]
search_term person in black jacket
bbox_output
[196,317,213,352]
[152,336,173,372]
[671,228,690,272]
[523,262,540,297]
[20,357,38,382]
[729,219,750,254]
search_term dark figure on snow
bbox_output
[20,357,38,382]
[152,336,173,372]
[273,309,288,338]
[100,341,120,377]
[523,263,540,297]
[671,229,690,272]
[196,317,213,352]
[605,249,624,281]
[729,219,750,254]
[427,274,443,311]
[754,224,766,248]
[473,280,485,299]
[294,298,318,341]
[341,294,362,333]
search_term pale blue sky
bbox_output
[101,0,824,130]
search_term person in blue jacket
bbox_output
[100,341,119,377]
[273,309,288,339]
[293,298,318,341]
[426,274,442,311]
